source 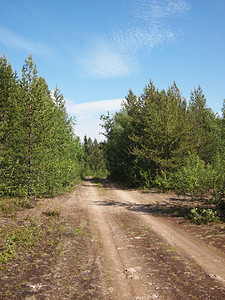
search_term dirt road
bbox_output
[63,179,225,300]
[2,179,225,299]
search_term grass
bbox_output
[42,209,60,217]
[0,216,61,268]
[166,247,177,253]
[0,196,63,299]
[0,197,31,217]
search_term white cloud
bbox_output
[80,0,190,78]
[133,0,190,20]
[0,26,49,55]
[66,98,123,141]
[109,26,175,53]
[81,43,130,78]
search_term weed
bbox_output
[0,197,34,217]
[190,207,219,224]
[42,209,60,218]
[84,277,90,281]
[189,294,198,299]
[203,198,216,204]
[0,217,61,269]
[167,247,177,253]
[55,243,65,256]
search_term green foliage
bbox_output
[212,153,225,201]
[101,81,189,186]
[100,109,136,185]
[0,198,30,216]
[82,136,108,178]
[133,81,189,177]
[189,208,219,224]
[0,55,82,199]
[154,170,171,192]
[0,219,44,266]
[101,79,222,200]
[172,153,213,198]
[188,87,220,164]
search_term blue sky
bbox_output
[1,0,225,141]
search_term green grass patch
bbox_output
[0,197,31,217]
[0,216,61,269]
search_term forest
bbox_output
[0,55,83,199]
[1,55,225,221]
[100,81,225,220]
[0,55,107,200]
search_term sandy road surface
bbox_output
[113,188,225,283]
[76,180,225,299]
[2,179,225,299]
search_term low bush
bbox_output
[189,207,219,224]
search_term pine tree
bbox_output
[20,55,38,197]
[83,136,108,177]
[1,55,82,198]
[221,100,225,149]
[0,56,24,196]
[188,86,220,163]
[127,81,189,185]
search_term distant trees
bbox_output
[0,55,82,199]
[82,135,108,178]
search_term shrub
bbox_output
[190,207,219,224]
[212,153,225,202]
[172,153,213,198]
[154,170,171,192]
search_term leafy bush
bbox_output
[212,153,225,202]
[154,170,171,192]
[172,153,213,198]
[190,207,219,224]
[138,170,153,188]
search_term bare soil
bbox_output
[1,179,225,299]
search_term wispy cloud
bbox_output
[67,98,123,115]
[109,26,175,53]
[80,0,190,78]
[0,26,49,55]
[80,43,130,78]
[66,98,123,141]
[110,0,189,52]
[133,0,190,20]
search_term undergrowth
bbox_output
[42,209,60,217]
[0,216,61,269]
[189,207,220,224]
[0,197,32,217]
[0,194,64,299]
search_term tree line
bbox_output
[1,54,224,219]
[83,135,108,178]
[0,55,84,199]
[1,55,108,200]
[100,80,225,217]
